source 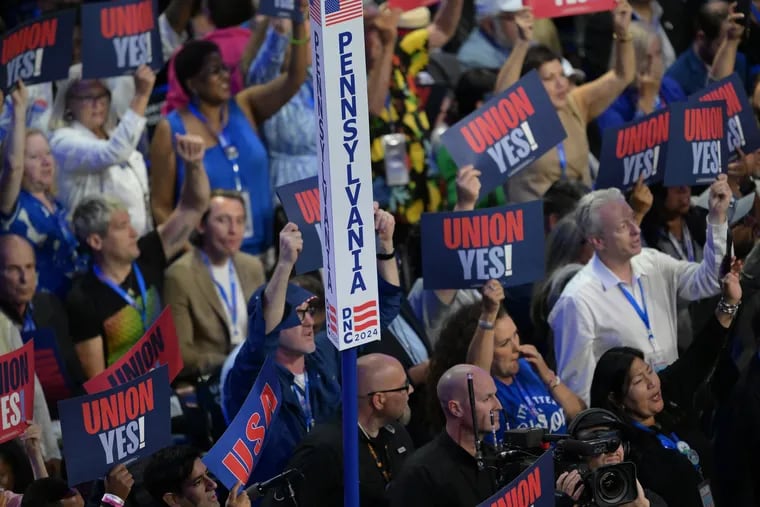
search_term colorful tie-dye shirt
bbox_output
[66,231,166,366]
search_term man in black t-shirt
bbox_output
[67,134,210,379]
[386,364,503,506]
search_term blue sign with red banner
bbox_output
[477,450,555,507]
[440,71,567,197]
[203,356,282,489]
[80,0,163,79]
[596,108,669,191]
[58,365,171,486]
[21,329,73,412]
[0,9,76,93]
[663,101,729,187]
[277,176,323,274]
[420,201,545,289]
[688,73,760,160]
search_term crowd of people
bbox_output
[0,0,759,505]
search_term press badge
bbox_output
[382,133,410,186]
[648,349,668,372]
[240,190,255,239]
[698,481,715,507]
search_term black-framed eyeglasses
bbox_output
[296,306,317,323]
[72,92,110,106]
[361,380,411,397]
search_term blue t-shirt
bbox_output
[0,191,86,297]
[494,358,567,440]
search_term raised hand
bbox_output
[133,64,156,98]
[175,133,206,166]
[481,279,505,320]
[104,464,134,502]
[612,0,633,38]
[374,201,395,253]
[279,222,303,267]
[629,174,653,223]
[455,165,482,211]
[708,174,732,224]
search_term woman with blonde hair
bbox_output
[0,82,86,297]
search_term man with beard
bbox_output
[262,354,415,507]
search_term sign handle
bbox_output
[341,348,360,507]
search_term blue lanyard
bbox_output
[632,421,702,471]
[200,253,238,335]
[93,263,148,326]
[665,223,695,262]
[22,304,35,333]
[557,142,567,180]
[291,373,315,431]
[186,103,243,191]
[512,377,540,419]
[618,278,654,345]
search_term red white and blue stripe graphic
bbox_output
[310,0,363,26]
[352,300,378,332]
[327,303,338,335]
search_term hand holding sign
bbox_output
[515,9,534,42]
[227,482,252,507]
[455,165,482,211]
[279,222,303,268]
[629,175,653,223]
[133,64,156,98]
[709,174,732,224]
[10,80,27,110]
[612,0,633,37]
[480,279,504,320]
[105,464,135,501]
[727,147,760,179]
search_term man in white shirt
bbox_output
[549,175,731,403]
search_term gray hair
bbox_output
[72,195,128,243]
[576,188,625,239]
[545,214,586,276]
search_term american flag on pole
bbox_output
[309,0,321,23]
[310,0,363,26]
[327,303,338,335]
[352,300,378,332]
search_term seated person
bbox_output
[164,189,265,377]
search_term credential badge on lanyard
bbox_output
[218,132,254,240]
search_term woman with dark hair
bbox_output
[150,1,309,256]
[589,263,741,507]
[492,0,635,203]
[0,440,34,494]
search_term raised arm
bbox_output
[427,0,464,50]
[241,15,275,82]
[157,134,210,259]
[367,7,402,116]
[375,202,400,287]
[708,2,745,82]
[246,20,291,86]
[149,118,178,225]
[52,67,155,173]
[672,175,729,300]
[466,280,504,371]
[20,424,48,480]
[237,1,308,127]
[0,82,27,216]
[494,11,534,92]
[571,0,635,124]
[264,223,302,334]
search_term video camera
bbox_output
[554,430,638,507]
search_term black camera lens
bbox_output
[597,470,626,503]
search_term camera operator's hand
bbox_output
[621,479,649,507]
[556,470,584,501]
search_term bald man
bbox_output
[0,234,79,470]
[262,354,415,507]
[386,364,503,506]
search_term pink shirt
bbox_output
[162,26,252,115]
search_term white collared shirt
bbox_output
[548,221,727,403]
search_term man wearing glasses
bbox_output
[221,213,403,489]
[262,353,415,507]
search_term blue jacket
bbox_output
[221,278,402,485]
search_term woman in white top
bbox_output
[49,65,155,235]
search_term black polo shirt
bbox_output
[263,418,414,507]
[386,431,498,507]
